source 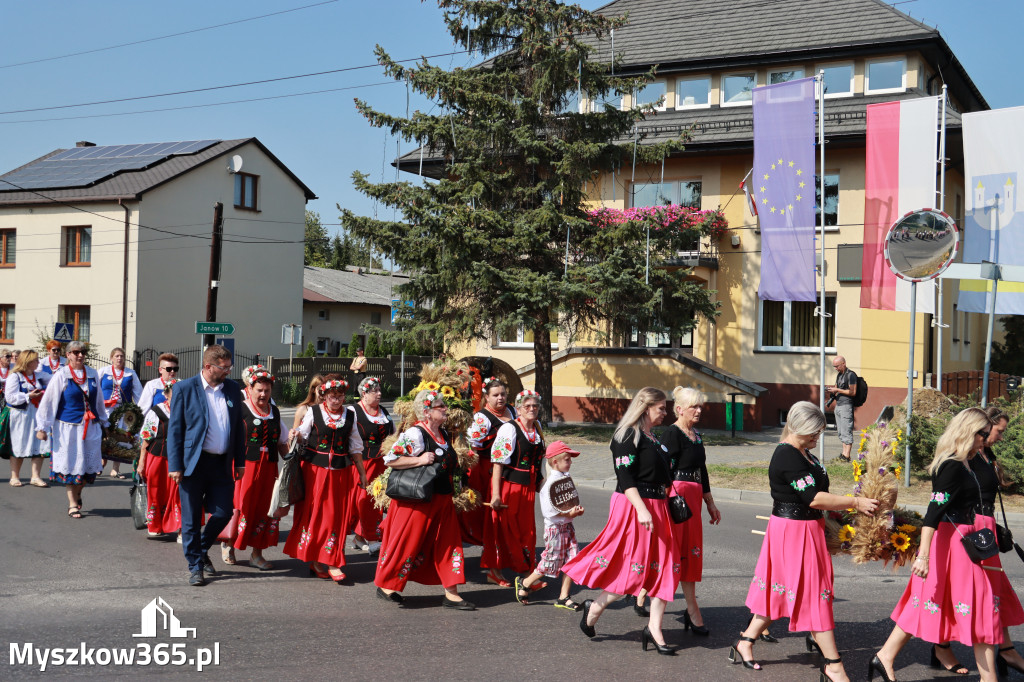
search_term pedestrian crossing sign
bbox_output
[53,322,74,342]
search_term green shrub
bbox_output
[276,379,309,406]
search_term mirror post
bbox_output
[904,281,916,487]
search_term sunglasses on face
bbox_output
[161,366,179,372]
[68,350,85,356]
[978,430,991,440]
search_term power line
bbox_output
[0,1,341,70]
[0,50,470,115]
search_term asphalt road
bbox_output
[2,468,1021,680]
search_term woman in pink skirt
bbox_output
[731,401,878,681]
[664,386,721,636]
[872,407,1003,682]
[562,387,680,655]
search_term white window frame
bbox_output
[814,171,841,233]
[815,62,854,99]
[583,91,623,112]
[315,337,330,355]
[757,296,837,353]
[317,309,330,321]
[865,57,907,95]
[675,75,711,110]
[768,68,805,85]
[495,324,559,350]
[633,80,667,111]
[721,72,756,107]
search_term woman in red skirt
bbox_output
[137,380,181,537]
[375,389,474,610]
[464,377,517,580]
[349,376,394,553]
[482,389,545,585]
[562,387,680,655]
[872,408,1008,682]
[283,377,366,584]
[224,366,289,570]
[664,386,721,636]
[732,401,878,681]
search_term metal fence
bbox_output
[268,355,434,397]
[132,346,262,383]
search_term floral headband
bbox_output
[515,389,541,407]
[421,389,442,410]
[359,376,381,395]
[161,377,179,393]
[245,364,275,386]
[483,376,502,390]
[321,379,348,394]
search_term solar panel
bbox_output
[0,139,220,191]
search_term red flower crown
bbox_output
[321,379,348,393]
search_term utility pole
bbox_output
[204,202,224,348]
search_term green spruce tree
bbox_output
[342,0,719,417]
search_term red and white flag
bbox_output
[860,97,939,312]
[740,177,758,218]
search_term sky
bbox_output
[1,0,1022,240]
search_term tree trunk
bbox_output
[532,309,554,424]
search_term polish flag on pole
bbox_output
[860,97,939,312]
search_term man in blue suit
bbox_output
[167,345,245,586]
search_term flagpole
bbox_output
[905,282,916,487]
[935,85,948,389]
[817,71,827,421]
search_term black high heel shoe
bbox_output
[579,599,596,638]
[806,634,822,655]
[682,610,710,636]
[745,614,777,643]
[631,595,649,617]
[930,643,968,675]
[641,626,677,655]
[999,645,1024,677]
[728,636,761,670]
[867,655,895,682]
[819,655,842,682]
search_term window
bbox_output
[632,180,702,209]
[627,324,692,349]
[316,337,330,355]
[814,173,839,227]
[370,311,382,325]
[585,91,622,112]
[818,63,853,98]
[58,305,90,342]
[951,303,959,342]
[496,324,558,348]
[317,309,330,321]
[634,81,666,110]
[62,226,91,266]
[769,68,804,85]
[233,172,259,210]
[865,58,906,94]
[558,88,582,114]
[675,76,710,109]
[0,305,12,343]
[759,296,836,351]
[0,229,14,266]
[721,73,756,106]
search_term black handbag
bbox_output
[996,488,1014,553]
[668,494,692,524]
[276,442,305,507]
[130,479,148,530]
[386,461,442,502]
[947,469,1000,563]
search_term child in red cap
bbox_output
[515,440,585,609]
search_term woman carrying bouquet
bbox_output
[732,401,878,681]
[349,376,394,553]
[872,407,1004,682]
[374,389,473,610]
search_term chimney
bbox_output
[76,141,96,148]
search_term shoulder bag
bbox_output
[386,460,442,502]
[668,493,693,524]
[948,470,998,563]
[129,478,148,530]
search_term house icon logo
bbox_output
[133,597,197,639]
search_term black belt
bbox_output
[772,501,822,520]
[976,502,996,517]
[8,401,26,410]
[502,468,533,487]
[307,452,351,469]
[201,450,225,457]
[634,482,667,500]
[674,468,702,484]
[944,509,977,526]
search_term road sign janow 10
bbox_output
[195,322,234,335]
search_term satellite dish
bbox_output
[227,155,243,174]
[884,208,959,282]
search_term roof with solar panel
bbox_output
[0,137,316,204]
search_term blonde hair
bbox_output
[298,374,325,408]
[929,407,991,475]
[613,387,667,446]
[672,386,706,414]
[12,349,38,375]
[781,401,826,439]
[413,389,444,420]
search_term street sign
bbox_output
[53,323,74,342]
[281,324,302,345]
[195,321,234,335]
[216,337,235,356]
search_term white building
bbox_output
[302,265,408,356]
[0,138,315,359]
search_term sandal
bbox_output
[221,544,236,565]
[931,643,969,675]
[109,471,127,480]
[67,506,83,519]
[486,572,511,588]
[555,597,582,611]
[527,580,548,592]
[249,555,273,571]
[29,478,49,488]
[9,479,23,487]
[514,576,530,605]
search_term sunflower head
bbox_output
[838,524,856,542]
[441,385,456,398]
[425,381,440,391]
[371,479,384,496]
[897,523,917,534]
[890,532,911,552]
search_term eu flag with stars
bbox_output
[754,77,817,302]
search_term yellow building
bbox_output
[417,0,993,428]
